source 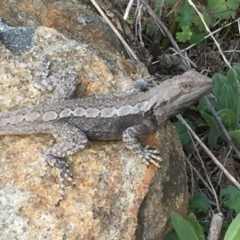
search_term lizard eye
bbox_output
[161,99,170,106]
[181,83,192,88]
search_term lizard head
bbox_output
[151,70,213,122]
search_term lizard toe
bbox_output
[137,147,163,168]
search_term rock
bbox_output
[0,2,188,240]
[0,0,122,56]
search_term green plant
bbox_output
[174,0,240,43]
[224,213,240,240]
[221,186,240,214]
[173,119,193,149]
[189,192,211,214]
[165,212,240,240]
[200,65,240,149]
[169,212,205,240]
[164,188,240,239]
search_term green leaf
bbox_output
[171,212,199,240]
[146,23,158,35]
[232,64,240,81]
[227,68,240,114]
[194,13,213,31]
[226,0,240,9]
[154,0,162,15]
[212,70,240,115]
[125,17,133,25]
[228,87,239,115]
[221,186,240,214]
[208,0,238,19]
[189,32,205,44]
[227,68,239,88]
[201,112,219,132]
[164,231,180,240]
[187,213,205,240]
[212,73,228,107]
[217,10,234,19]
[224,213,240,240]
[229,131,240,151]
[176,26,192,43]
[218,109,237,131]
[189,192,211,213]
[198,96,217,111]
[173,121,192,149]
[166,0,176,5]
[176,2,196,27]
[220,83,232,109]
[198,99,209,112]
[200,111,221,147]
[207,129,220,147]
[208,0,226,12]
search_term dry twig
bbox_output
[177,114,240,190]
[90,0,139,61]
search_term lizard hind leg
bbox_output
[122,120,163,167]
[46,121,88,203]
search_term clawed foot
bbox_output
[137,145,163,168]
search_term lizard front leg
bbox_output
[122,120,162,167]
[32,55,79,100]
[126,76,157,93]
[46,121,88,202]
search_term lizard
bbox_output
[0,57,213,200]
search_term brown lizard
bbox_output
[0,59,213,200]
